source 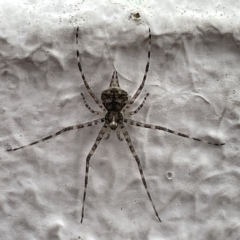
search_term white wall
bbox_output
[0,0,239,239]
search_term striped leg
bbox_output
[81,93,102,115]
[116,129,123,141]
[124,119,225,146]
[124,28,151,112]
[76,27,105,111]
[109,71,120,88]
[115,71,120,87]
[105,127,111,140]
[81,123,108,223]
[127,93,149,116]
[120,123,161,222]
[7,118,105,152]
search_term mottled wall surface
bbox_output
[0,0,239,239]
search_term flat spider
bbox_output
[7,27,225,223]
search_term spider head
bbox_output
[101,87,128,112]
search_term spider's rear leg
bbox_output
[124,119,225,146]
[116,129,123,141]
[105,127,111,140]
[7,118,105,152]
[120,123,161,222]
[81,123,108,223]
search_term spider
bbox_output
[7,27,225,224]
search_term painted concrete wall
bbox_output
[0,0,239,239]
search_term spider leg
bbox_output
[109,71,120,88]
[123,28,151,112]
[126,93,149,116]
[76,27,106,111]
[109,71,115,87]
[81,93,102,115]
[116,129,123,141]
[120,123,161,222]
[7,118,105,152]
[115,71,120,87]
[124,119,225,146]
[81,123,108,223]
[105,127,111,140]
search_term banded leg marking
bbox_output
[124,119,225,146]
[115,71,120,87]
[7,118,105,152]
[81,93,102,115]
[127,93,149,116]
[76,27,105,111]
[120,123,161,222]
[109,71,120,88]
[116,129,123,141]
[81,123,108,223]
[105,127,111,140]
[124,28,151,111]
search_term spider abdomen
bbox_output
[105,111,123,130]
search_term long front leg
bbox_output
[123,28,151,111]
[81,123,108,223]
[109,71,120,88]
[7,118,105,152]
[120,123,161,222]
[124,119,225,146]
[76,27,106,111]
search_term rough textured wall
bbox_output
[0,0,239,239]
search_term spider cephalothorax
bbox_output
[101,87,128,112]
[7,27,225,224]
[101,73,128,113]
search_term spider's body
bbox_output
[7,27,225,224]
[101,74,128,130]
[105,110,124,130]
